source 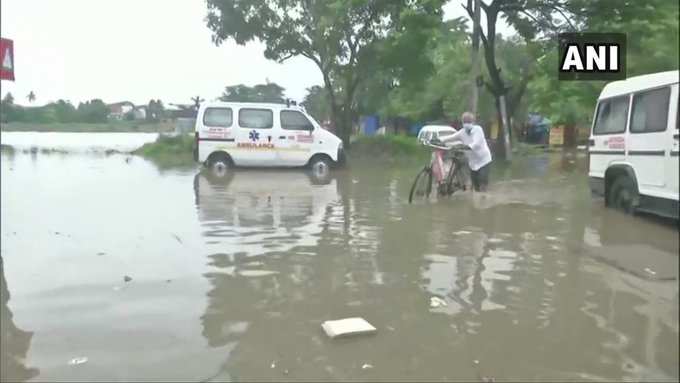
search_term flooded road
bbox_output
[1,140,678,381]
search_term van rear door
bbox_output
[626,86,671,189]
[667,85,679,195]
[589,95,630,178]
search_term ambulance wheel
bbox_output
[309,155,332,180]
[207,152,232,177]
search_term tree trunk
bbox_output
[468,0,482,114]
[499,94,512,161]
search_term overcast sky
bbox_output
[0,0,513,107]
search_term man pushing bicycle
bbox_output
[434,112,492,192]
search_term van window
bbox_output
[203,107,232,127]
[630,87,670,133]
[239,108,273,129]
[281,111,313,131]
[593,95,629,135]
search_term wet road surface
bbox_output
[1,141,678,382]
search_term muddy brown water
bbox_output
[1,139,678,381]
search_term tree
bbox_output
[526,0,679,132]
[302,85,331,124]
[2,92,13,105]
[26,91,36,104]
[461,0,576,160]
[146,99,165,121]
[219,82,285,103]
[76,99,108,123]
[53,100,77,123]
[205,0,446,146]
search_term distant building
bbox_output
[107,101,135,120]
[132,105,147,120]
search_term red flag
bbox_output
[1,38,15,81]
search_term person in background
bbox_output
[440,111,493,192]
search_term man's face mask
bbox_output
[463,123,473,134]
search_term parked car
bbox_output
[193,101,345,172]
[588,70,679,219]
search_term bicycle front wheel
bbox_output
[408,167,432,204]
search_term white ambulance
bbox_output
[588,70,679,219]
[193,101,345,172]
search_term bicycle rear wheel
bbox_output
[409,167,432,204]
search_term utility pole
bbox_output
[468,0,481,115]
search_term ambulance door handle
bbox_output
[267,136,272,142]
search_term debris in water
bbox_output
[68,357,88,365]
[386,326,395,331]
[352,179,359,184]
[166,279,172,283]
[644,268,657,276]
[97,252,106,256]
[171,233,183,244]
[113,286,122,291]
[473,359,480,365]
[512,319,519,325]
[482,376,495,382]
[362,363,374,370]
[321,317,377,338]
[430,296,448,308]
[238,270,279,277]
[54,231,61,235]
[244,261,264,268]
[123,275,132,283]
[270,361,276,369]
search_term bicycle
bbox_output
[408,139,470,204]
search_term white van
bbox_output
[193,101,345,171]
[588,70,679,219]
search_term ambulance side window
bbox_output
[239,108,273,129]
[630,87,670,134]
[593,95,629,135]
[203,107,232,128]
[281,111,314,131]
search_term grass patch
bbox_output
[1,121,176,133]
[132,134,196,168]
[348,135,429,163]
[0,144,15,154]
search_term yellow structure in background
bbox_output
[550,126,564,146]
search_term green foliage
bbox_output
[527,0,679,127]
[349,134,428,161]
[147,99,165,121]
[302,85,331,123]
[132,134,196,168]
[76,99,109,123]
[219,83,285,103]
[205,0,446,144]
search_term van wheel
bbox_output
[207,153,231,177]
[309,155,331,180]
[608,176,637,214]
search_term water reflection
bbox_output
[0,256,39,382]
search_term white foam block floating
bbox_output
[321,317,377,338]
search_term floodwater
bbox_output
[1,133,678,382]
